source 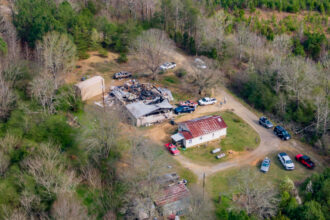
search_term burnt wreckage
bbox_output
[111,80,174,126]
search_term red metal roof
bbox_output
[179,115,227,140]
[154,183,190,207]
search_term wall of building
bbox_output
[136,111,173,127]
[183,128,227,148]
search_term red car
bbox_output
[295,154,315,169]
[165,143,180,155]
[179,100,198,108]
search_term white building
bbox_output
[171,115,227,148]
[75,76,105,101]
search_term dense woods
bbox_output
[0,0,329,219]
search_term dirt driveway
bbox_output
[146,89,326,180]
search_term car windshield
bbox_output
[172,147,177,151]
[262,162,270,167]
[283,131,289,135]
[266,121,271,124]
[286,160,293,164]
[202,98,207,101]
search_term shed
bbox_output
[75,76,105,101]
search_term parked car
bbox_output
[113,71,132,79]
[164,143,180,155]
[194,58,207,69]
[295,154,315,169]
[259,116,273,128]
[179,100,198,108]
[198,97,217,106]
[274,126,291,140]
[278,152,295,170]
[159,62,176,71]
[174,106,195,114]
[260,157,271,173]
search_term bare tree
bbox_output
[131,29,174,80]
[21,143,79,195]
[272,34,292,55]
[195,11,227,55]
[0,73,15,120]
[4,209,27,220]
[30,72,56,113]
[231,168,279,218]
[185,184,215,220]
[36,31,76,89]
[51,192,88,220]
[82,108,119,165]
[121,137,170,219]
[188,59,221,95]
[280,57,317,107]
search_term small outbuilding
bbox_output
[173,115,227,148]
[75,76,105,101]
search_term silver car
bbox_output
[260,157,271,173]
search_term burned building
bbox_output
[111,80,174,126]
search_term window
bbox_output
[212,133,215,137]
[200,136,203,140]
[188,140,192,144]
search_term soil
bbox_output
[72,50,328,182]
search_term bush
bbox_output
[175,68,187,78]
[55,85,83,113]
[98,47,108,58]
[117,53,128,63]
[28,115,77,151]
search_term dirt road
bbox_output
[146,89,325,180]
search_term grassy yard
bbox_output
[181,111,260,164]
[207,151,322,201]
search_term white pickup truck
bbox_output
[198,97,217,106]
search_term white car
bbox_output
[159,62,176,71]
[194,58,207,69]
[198,97,217,106]
[278,152,295,170]
[260,157,271,173]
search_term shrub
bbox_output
[175,68,187,78]
[98,47,108,58]
[55,85,83,113]
[117,53,128,63]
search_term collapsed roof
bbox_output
[126,100,173,119]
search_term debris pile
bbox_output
[111,79,173,105]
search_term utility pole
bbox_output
[102,79,106,112]
[203,172,205,201]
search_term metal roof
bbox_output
[171,133,184,142]
[179,115,227,140]
[154,183,190,207]
[126,100,173,119]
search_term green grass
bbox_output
[207,151,322,201]
[90,61,118,73]
[177,166,198,184]
[181,111,260,165]
[220,111,260,151]
[172,91,192,102]
[161,75,180,86]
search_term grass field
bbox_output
[207,151,322,201]
[181,111,260,164]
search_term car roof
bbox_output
[279,152,287,156]
[276,126,284,130]
[282,155,291,161]
[302,155,310,160]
